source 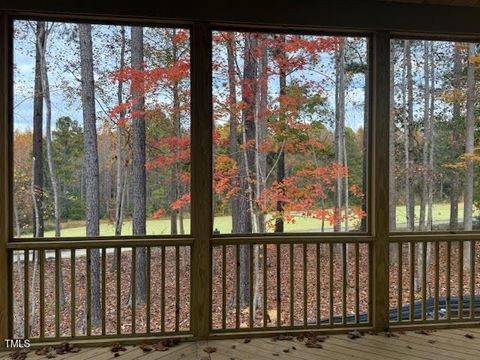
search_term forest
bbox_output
[10,19,480,337]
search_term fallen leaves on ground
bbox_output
[348,330,363,339]
[110,343,127,353]
[33,345,77,359]
[273,334,293,341]
[203,346,217,354]
[139,344,153,352]
[8,349,29,360]
[415,329,431,335]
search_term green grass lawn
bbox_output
[24,202,478,238]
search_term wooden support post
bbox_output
[0,11,11,346]
[190,22,212,339]
[372,30,390,332]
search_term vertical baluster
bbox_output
[24,250,29,338]
[316,243,321,325]
[175,245,180,332]
[71,249,75,337]
[329,243,334,324]
[161,246,166,333]
[409,242,414,322]
[434,241,439,321]
[290,243,294,327]
[342,242,347,325]
[470,240,475,319]
[422,241,427,321]
[276,244,281,328]
[116,247,121,335]
[459,241,464,320]
[86,249,91,336]
[446,241,451,321]
[236,244,240,329]
[222,245,226,330]
[355,242,360,324]
[131,247,136,334]
[303,243,308,328]
[55,250,60,338]
[263,244,267,328]
[249,244,254,328]
[146,246,151,334]
[397,242,403,322]
[39,249,45,339]
[101,248,106,336]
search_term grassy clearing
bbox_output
[22,202,478,238]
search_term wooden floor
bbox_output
[3,328,480,359]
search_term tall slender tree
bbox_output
[334,38,346,232]
[463,42,476,270]
[32,21,45,238]
[79,23,102,327]
[389,44,396,232]
[131,26,147,305]
[238,33,257,306]
[37,21,66,306]
[275,34,286,233]
[450,43,462,231]
[404,40,415,231]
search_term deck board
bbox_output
[1,328,480,359]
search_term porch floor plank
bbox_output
[2,328,480,359]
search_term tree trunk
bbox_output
[334,39,346,233]
[427,42,435,231]
[112,26,127,271]
[450,44,461,230]
[404,40,415,231]
[227,34,240,234]
[253,35,268,310]
[389,44,397,232]
[38,22,66,307]
[238,33,258,306]
[170,29,181,236]
[362,48,369,233]
[464,42,476,270]
[275,35,286,234]
[32,21,44,238]
[420,41,430,232]
[131,26,148,306]
[79,23,102,327]
[255,34,268,235]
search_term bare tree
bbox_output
[275,34,286,234]
[404,40,415,231]
[227,34,240,234]
[334,38,346,232]
[131,26,147,305]
[238,33,257,306]
[32,21,44,239]
[450,43,462,230]
[390,44,396,231]
[79,23,102,327]
[112,26,128,270]
[463,42,476,270]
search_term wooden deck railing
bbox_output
[9,239,193,343]
[210,238,371,333]
[389,237,480,326]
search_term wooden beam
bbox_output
[0,11,11,347]
[2,0,480,37]
[372,31,390,332]
[190,22,212,339]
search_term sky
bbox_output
[14,21,369,135]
